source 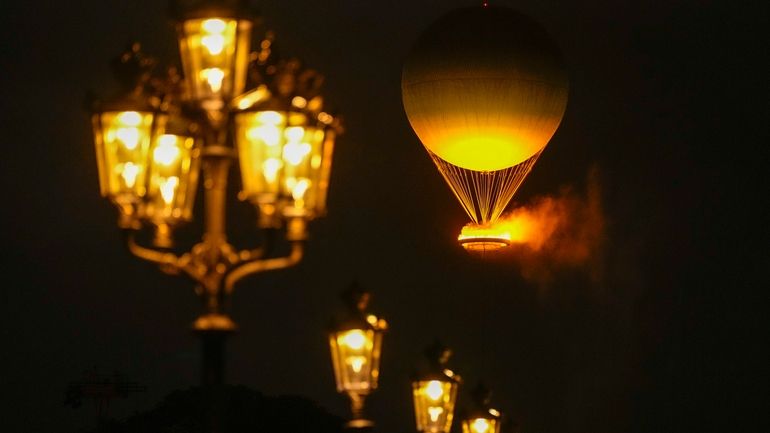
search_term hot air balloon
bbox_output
[402,4,568,251]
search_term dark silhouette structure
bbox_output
[65,369,147,429]
[82,386,344,433]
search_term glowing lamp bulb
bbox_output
[117,111,142,126]
[428,406,444,422]
[342,330,367,350]
[425,380,444,401]
[346,356,367,373]
[159,176,179,204]
[262,158,282,183]
[283,142,312,165]
[116,127,140,150]
[153,135,181,165]
[202,34,225,55]
[119,162,140,188]
[291,179,311,201]
[201,68,225,93]
[202,18,226,33]
[471,418,491,433]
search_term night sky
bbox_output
[0,1,766,432]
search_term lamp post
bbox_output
[461,384,503,433]
[88,1,341,428]
[329,283,387,430]
[412,341,461,433]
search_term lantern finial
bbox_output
[425,339,453,369]
[110,43,156,94]
[341,281,371,313]
[470,382,492,408]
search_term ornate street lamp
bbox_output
[88,0,342,396]
[412,341,461,433]
[328,283,387,430]
[461,384,503,433]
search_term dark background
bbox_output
[0,0,766,432]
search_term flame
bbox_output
[458,225,512,243]
[482,196,564,251]
[458,224,512,252]
[458,166,606,287]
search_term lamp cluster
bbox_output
[89,0,341,330]
[328,286,506,433]
[91,26,340,239]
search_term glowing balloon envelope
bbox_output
[402,5,568,227]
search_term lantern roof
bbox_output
[462,382,502,421]
[88,43,162,114]
[329,281,387,333]
[414,339,462,383]
[232,34,344,133]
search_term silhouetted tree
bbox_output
[85,385,344,433]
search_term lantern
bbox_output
[328,283,387,429]
[91,44,164,227]
[461,384,502,433]
[173,0,254,108]
[232,58,340,228]
[143,116,202,247]
[402,5,569,246]
[413,342,461,433]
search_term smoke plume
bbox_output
[495,166,606,287]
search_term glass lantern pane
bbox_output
[311,128,336,216]
[413,380,458,433]
[236,110,336,219]
[281,114,321,215]
[178,18,251,105]
[235,110,287,204]
[145,134,199,223]
[329,329,378,394]
[93,111,155,205]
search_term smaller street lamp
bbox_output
[328,283,387,430]
[461,383,503,433]
[412,341,461,433]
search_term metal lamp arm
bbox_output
[125,230,183,268]
[124,230,200,280]
[224,241,305,292]
[233,246,266,264]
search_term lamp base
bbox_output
[345,418,375,430]
[193,314,238,332]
